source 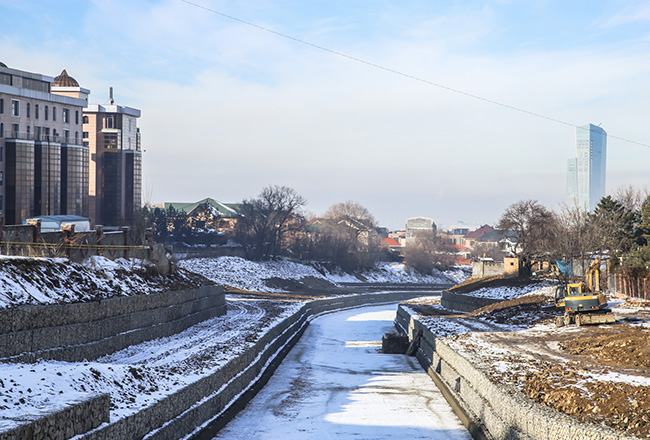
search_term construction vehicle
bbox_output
[555,258,616,327]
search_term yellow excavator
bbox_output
[555,258,616,327]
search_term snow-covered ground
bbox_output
[178,257,468,292]
[461,282,555,300]
[211,304,471,440]
[0,298,302,430]
[0,256,203,309]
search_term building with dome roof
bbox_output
[0,64,89,224]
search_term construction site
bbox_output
[398,271,650,439]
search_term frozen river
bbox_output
[212,303,471,439]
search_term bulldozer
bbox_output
[555,258,616,327]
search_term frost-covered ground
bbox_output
[0,298,303,430]
[178,257,468,292]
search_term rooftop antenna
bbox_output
[109,87,114,105]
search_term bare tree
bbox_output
[324,201,377,227]
[551,202,596,282]
[613,185,650,212]
[236,185,307,260]
[404,230,455,274]
[497,199,557,274]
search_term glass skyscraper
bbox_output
[567,124,607,211]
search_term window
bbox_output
[0,146,3,162]
[0,195,4,211]
[35,104,39,119]
[53,107,57,121]
[75,131,79,144]
[83,115,89,124]
[0,171,4,186]
[11,100,19,117]
[0,98,3,114]
[62,108,70,123]
[75,110,79,125]
[82,131,88,138]
[45,105,49,120]
[64,129,70,143]
[27,103,30,118]
[11,124,19,137]
[35,126,41,141]
[26,126,30,138]
[0,122,3,138]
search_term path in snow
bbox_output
[212,304,471,440]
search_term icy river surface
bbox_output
[212,303,471,439]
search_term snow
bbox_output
[211,304,471,439]
[0,256,201,309]
[0,298,303,429]
[464,282,556,300]
[178,257,465,292]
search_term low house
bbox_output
[165,198,241,234]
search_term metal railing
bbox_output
[1,130,82,145]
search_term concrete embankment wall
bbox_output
[440,290,501,313]
[0,285,225,363]
[395,304,639,440]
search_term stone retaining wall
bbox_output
[440,290,501,313]
[0,394,110,440]
[0,285,225,363]
[396,305,640,440]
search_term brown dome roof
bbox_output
[53,69,79,87]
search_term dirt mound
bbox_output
[559,324,650,369]
[523,365,650,438]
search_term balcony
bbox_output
[2,130,83,146]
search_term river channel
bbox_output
[212,302,471,439]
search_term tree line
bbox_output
[497,186,650,280]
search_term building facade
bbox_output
[567,124,607,211]
[405,217,437,244]
[0,63,89,225]
[83,102,141,226]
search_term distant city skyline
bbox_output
[1,1,650,229]
[567,124,607,212]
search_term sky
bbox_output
[1,0,649,230]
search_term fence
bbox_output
[612,273,650,300]
[0,222,171,273]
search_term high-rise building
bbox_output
[0,63,89,224]
[83,99,141,226]
[567,124,607,211]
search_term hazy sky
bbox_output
[1,0,649,229]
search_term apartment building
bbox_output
[83,98,141,226]
[0,63,89,224]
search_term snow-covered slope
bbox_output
[0,256,204,309]
[178,257,468,292]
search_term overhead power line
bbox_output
[179,0,650,149]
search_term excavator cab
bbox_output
[555,259,615,327]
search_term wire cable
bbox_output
[179,0,650,149]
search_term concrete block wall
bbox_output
[472,260,504,279]
[0,394,109,440]
[397,304,640,440]
[440,290,501,313]
[0,284,225,362]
